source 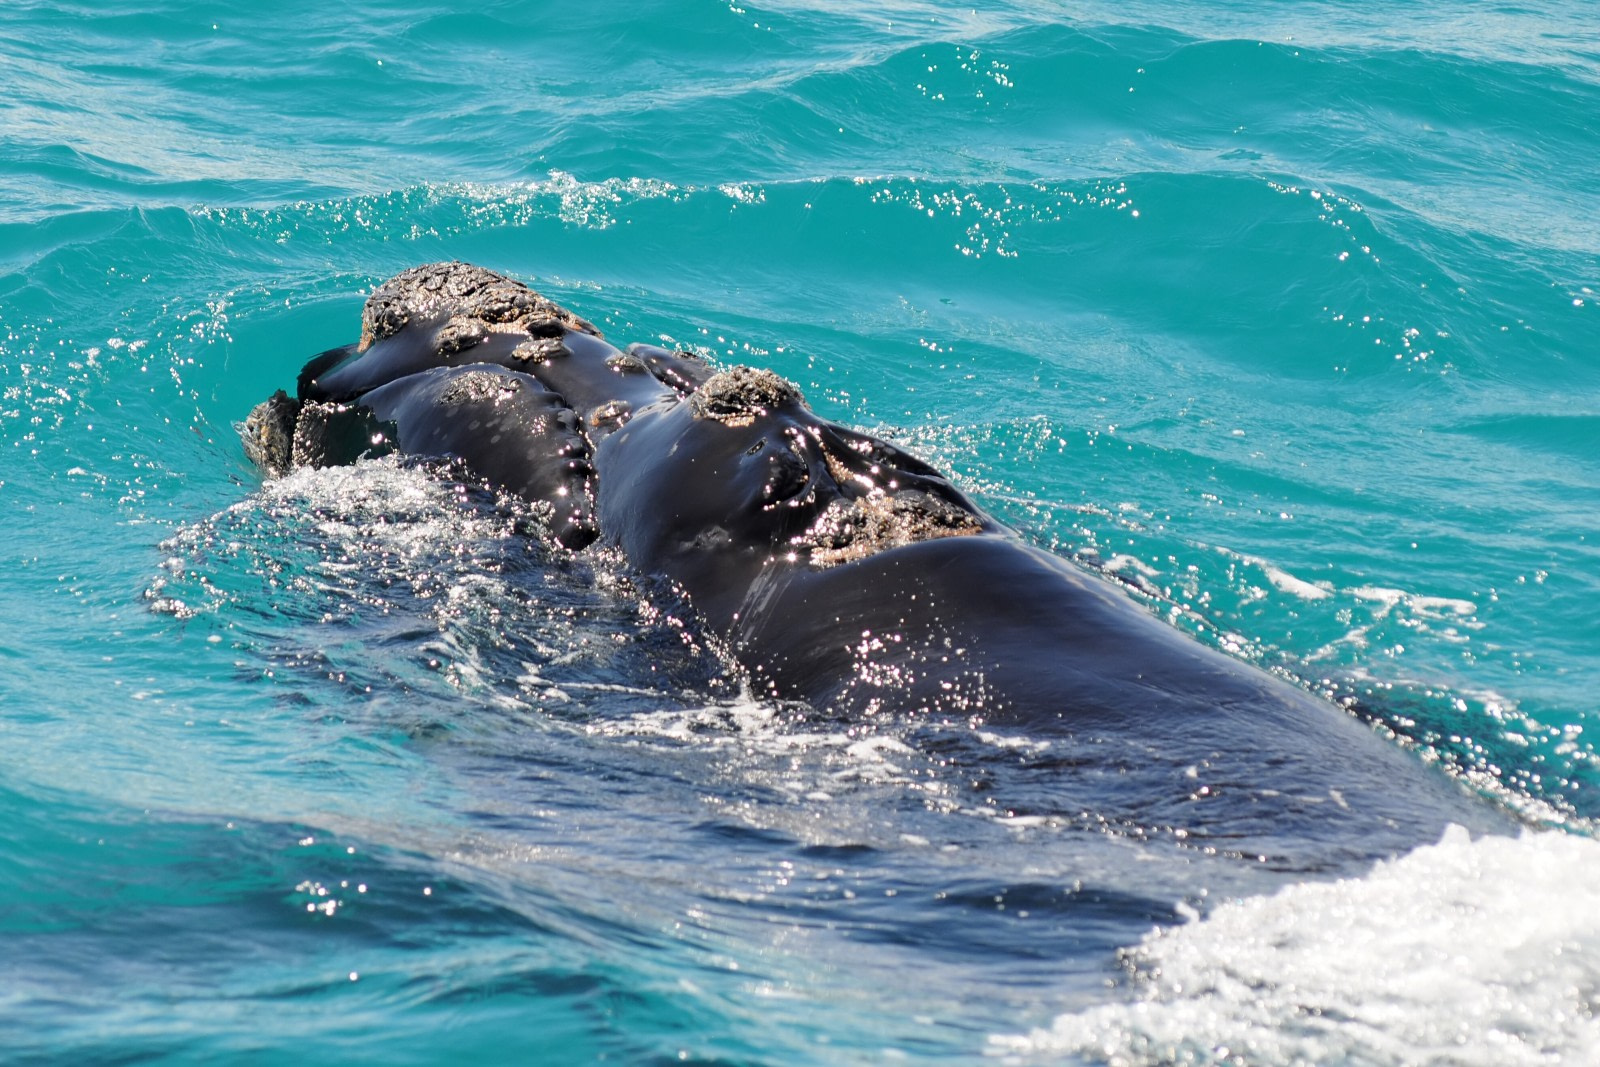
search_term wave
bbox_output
[6,163,1594,827]
[994,824,1600,1065]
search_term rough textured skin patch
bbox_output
[360,261,600,351]
[690,366,804,426]
[241,389,300,476]
[241,391,367,478]
[435,314,489,355]
[290,400,387,470]
[510,336,570,364]
[439,369,523,406]
[604,352,651,374]
[590,399,632,428]
[796,490,984,567]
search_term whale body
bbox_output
[243,262,1514,856]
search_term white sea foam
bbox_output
[1252,559,1333,601]
[1103,554,1160,579]
[1350,585,1478,623]
[992,826,1600,1066]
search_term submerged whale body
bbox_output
[244,262,1513,857]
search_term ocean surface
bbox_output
[3,1,1598,1062]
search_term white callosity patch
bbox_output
[993,825,1600,1066]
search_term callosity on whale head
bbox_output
[594,365,991,588]
[240,262,610,549]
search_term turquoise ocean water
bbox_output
[4,2,1599,1062]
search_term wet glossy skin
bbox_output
[594,392,1273,715]
[575,385,1514,853]
[287,308,708,550]
[250,264,1514,859]
[300,312,678,424]
[594,391,990,627]
[359,365,598,548]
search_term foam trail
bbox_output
[992,826,1600,1065]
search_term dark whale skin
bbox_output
[242,263,1519,862]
